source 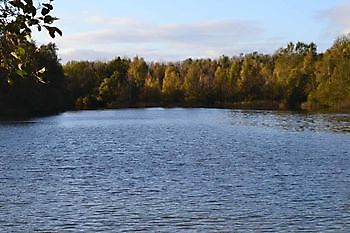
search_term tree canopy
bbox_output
[60,37,350,111]
[0,0,65,117]
[0,0,61,83]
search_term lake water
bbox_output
[0,108,350,232]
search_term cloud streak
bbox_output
[319,2,350,36]
[56,16,275,62]
[63,17,264,45]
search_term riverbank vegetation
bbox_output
[2,1,350,117]
[2,36,350,117]
[1,0,350,117]
[63,36,350,112]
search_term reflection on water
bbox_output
[0,121,36,126]
[229,110,350,133]
[0,108,349,232]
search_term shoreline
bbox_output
[2,101,349,120]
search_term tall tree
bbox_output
[183,64,201,103]
[162,65,183,104]
[308,35,350,109]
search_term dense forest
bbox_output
[63,36,350,112]
[1,36,350,117]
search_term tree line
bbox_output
[1,36,350,117]
[2,1,350,117]
[63,36,350,112]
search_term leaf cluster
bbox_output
[0,0,61,83]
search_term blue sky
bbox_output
[34,0,350,63]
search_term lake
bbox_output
[0,108,350,232]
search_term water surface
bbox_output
[0,108,350,232]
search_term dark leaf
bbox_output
[16,69,28,77]
[53,27,62,36]
[41,7,50,16]
[30,6,37,16]
[16,15,25,23]
[22,27,32,35]
[44,15,55,24]
[28,19,39,26]
[24,0,33,5]
[24,3,36,16]
[44,25,62,38]
[44,26,56,38]
[10,0,25,9]
[49,31,55,38]
[42,3,53,10]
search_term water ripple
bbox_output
[0,108,349,232]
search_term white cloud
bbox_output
[59,49,116,63]
[61,17,264,45]
[54,16,275,62]
[319,2,350,36]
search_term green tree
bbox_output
[162,65,183,104]
[127,57,148,103]
[140,74,162,104]
[98,72,120,107]
[0,0,61,83]
[55,38,350,111]
[308,35,350,109]
[238,53,264,100]
[149,62,165,88]
[0,42,66,116]
[183,64,201,103]
[128,57,148,88]
[214,62,239,103]
[64,61,100,109]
